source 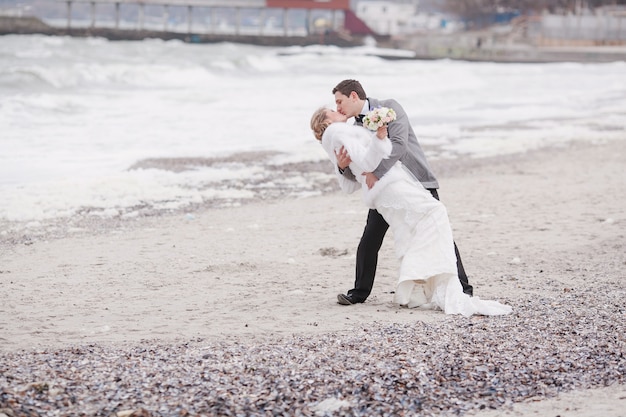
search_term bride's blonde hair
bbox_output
[310,107,330,142]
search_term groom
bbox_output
[331,79,473,305]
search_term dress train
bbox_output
[396,275,512,317]
[375,171,512,317]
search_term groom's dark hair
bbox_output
[333,79,367,100]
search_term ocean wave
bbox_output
[1,35,625,228]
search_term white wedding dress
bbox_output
[322,123,511,317]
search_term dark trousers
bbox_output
[347,188,473,301]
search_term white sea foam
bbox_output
[1,35,625,224]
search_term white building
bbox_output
[355,1,416,35]
[354,0,454,35]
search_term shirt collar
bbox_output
[360,99,370,115]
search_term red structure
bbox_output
[344,9,376,35]
[266,0,351,10]
[264,0,374,34]
[264,0,375,35]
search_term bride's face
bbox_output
[326,109,348,123]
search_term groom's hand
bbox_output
[335,146,352,170]
[363,172,379,189]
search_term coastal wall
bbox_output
[395,30,626,62]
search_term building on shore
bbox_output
[0,0,393,47]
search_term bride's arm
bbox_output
[321,126,360,194]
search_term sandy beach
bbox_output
[1,139,624,416]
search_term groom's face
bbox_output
[334,91,360,118]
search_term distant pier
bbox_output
[0,0,387,47]
[58,0,375,38]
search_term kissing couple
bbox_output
[310,79,511,317]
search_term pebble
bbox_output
[1,285,624,416]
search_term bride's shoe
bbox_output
[406,283,428,308]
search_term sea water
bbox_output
[1,34,625,224]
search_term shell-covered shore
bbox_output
[1,284,624,417]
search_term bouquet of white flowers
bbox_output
[362,107,397,131]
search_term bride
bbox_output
[310,107,511,317]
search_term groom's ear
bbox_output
[349,91,359,100]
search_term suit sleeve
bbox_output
[372,99,409,180]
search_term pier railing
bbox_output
[59,0,349,36]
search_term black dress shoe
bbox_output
[337,293,363,305]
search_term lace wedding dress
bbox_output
[322,123,511,317]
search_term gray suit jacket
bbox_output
[342,97,439,189]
